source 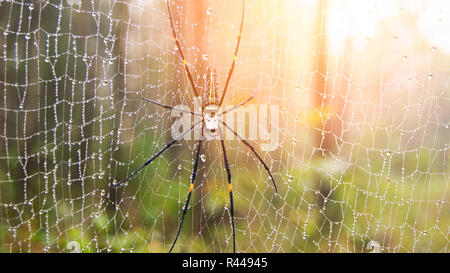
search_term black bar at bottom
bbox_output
[1,252,442,272]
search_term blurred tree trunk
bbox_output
[172,0,208,249]
[175,0,208,92]
[311,0,333,234]
[312,0,331,156]
[312,0,348,158]
[184,0,207,247]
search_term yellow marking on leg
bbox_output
[228,183,232,192]
[233,55,237,61]
[189,183,194,192]
[183,59,187,65]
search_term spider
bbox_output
[116,0,277,253]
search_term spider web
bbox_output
[0,0,449,253]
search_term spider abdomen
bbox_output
[204,104,220,140]
[204,67,219,106]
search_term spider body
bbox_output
[204,68,219,106]
[202,68,220,139]
[116,0,277,253]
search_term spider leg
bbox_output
[115,121,200,187]
[169,139,202,253]
[166,0,199,98]
[220,120,278,193]
[219,0,245,106]
[142,96,174,110]
[218,129,236,253]
[218,89,256,116]
[141,97,200,116]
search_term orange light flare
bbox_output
[136,0,450,146]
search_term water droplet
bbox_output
[206,7,212,15]
[287,175,293,183]
[200,154,206,162]
[29,4,34,10]
[25,33,31,40]
[427,73,433,79]
[402,55,407,61]
[202,54,208,61]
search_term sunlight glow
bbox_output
[418,0,450,52]
[327,0,450,53]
